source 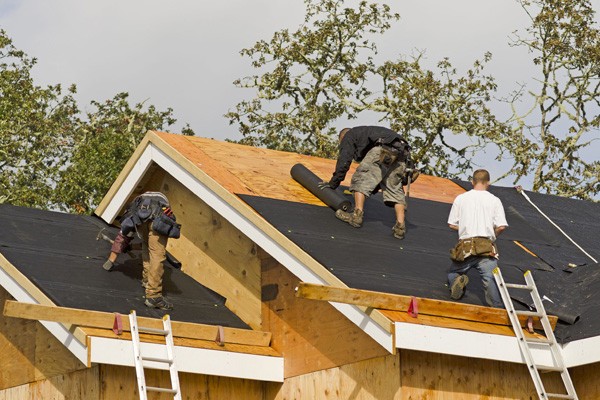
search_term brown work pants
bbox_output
[138,221,168,299]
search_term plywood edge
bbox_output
[3,300,272,347]
[95,133,153,217]
[297,282,558,331]
[0,253,88,345]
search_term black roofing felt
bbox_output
[239,186,600,343]
[0,204,249,329]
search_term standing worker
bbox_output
[320,126,418,239]
[102,191,181,310]
[447,169,508,308]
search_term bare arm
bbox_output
[449,224,458,231]
[495,225,507,237]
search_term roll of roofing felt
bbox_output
[290,163,352,212]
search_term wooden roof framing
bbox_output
[92,130,600,369]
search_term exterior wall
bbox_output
[260,250,390,378]
[0,287,86,391]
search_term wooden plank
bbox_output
[296,282,558,331]
[380,309,549,340]
[3,300,272,347]
[81,327,280,357]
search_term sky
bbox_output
[1,0,599,188]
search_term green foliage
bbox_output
[226,0,399,158]
[505,0,600,200]
[0,29,195,213]
[228,0,507,179]
[54,93,194,214]
[359,52,511,177]
[0,29,79,208]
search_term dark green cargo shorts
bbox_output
[350,146,406,206]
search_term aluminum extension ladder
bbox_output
[129,310,182,400]
[493,268,578,400]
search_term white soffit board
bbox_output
[0,265,88,364]
[89,336,284,382]
[99,143,394,353]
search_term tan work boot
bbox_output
[335,208,364,228]
[392,222,406,239]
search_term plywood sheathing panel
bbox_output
[260,250,388,378]
[0,288,85,390]
[157,173,263,329]
[266,354,401,399]
[99,364,268,400]
[155,131,465,205]
[400,349,566,399]
[0,367,99,400]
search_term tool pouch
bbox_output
[151,212,182,239]
[378,145,400,166]
[450,237,497,262]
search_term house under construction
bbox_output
[1,130,599,399]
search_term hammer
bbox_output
[96,228,114,244]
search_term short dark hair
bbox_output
[472,169,490,184]
[339,128,351,142]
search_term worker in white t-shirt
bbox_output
[447,169,508,307]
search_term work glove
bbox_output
[317,181,332,190]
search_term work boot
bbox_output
[450,275,469,300]
[335,208,364,228]
[392,222,406,239]
[102,260,114,271]
[145,296,173,310]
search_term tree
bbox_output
[0,29,79,208]
[503,0,600,200]
[355,52,511,177]
[54,92,194,214]
[226,0,399,158]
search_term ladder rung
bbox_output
[505,283,533,290]
[138,326,169,335]
[525,337,553,344]
[146,386,177,394]
[515,310,544,318]
[141,356,173,364]
[545,393,575,399]
[537,365,565,372]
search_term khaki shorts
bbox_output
[350,146,406,206]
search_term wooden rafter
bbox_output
[296,282,558,331]
[3,300,272,347]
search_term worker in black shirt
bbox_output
[320,126,418,239]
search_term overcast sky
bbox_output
[1,0,599,186]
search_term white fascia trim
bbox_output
[0,266,88,364]
[89,336,284,382]
[561,335,600,368]
[395,322,558,366]
[396,322,600,368]
[99,144,394,353]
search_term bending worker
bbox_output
[320,126,418,240]
[447,169,508,307]
[102,191,181,311]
